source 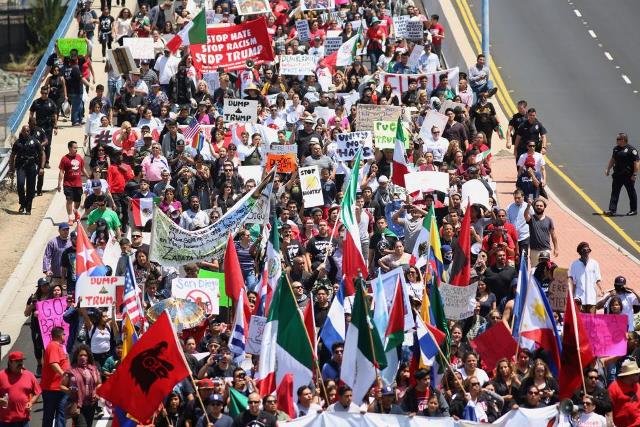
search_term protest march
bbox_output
[2,0,640,426]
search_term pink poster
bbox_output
[580,313,627,357]
[36,297,70,348]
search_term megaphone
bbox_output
[559,399,578,415]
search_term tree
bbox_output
[26,0,67,52]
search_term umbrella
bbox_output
[146,298,206,332]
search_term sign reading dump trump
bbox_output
[223,99,258,123]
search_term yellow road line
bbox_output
[453,0,640,253]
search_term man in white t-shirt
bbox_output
[597,276,640,331]
[154,49,180,89]
[569,241,603,313]
[517,140,546,184]
[422,125,449,166]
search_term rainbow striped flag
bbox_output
[193,131,205,152]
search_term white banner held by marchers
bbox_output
[404,171,450,195]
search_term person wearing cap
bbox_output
[87,194,122,239]
[596,276,640,331]
[365,16,387,70]
[41,326,70,427]
[291,113,321,160]
[42,222,72,287]
[401,368,450,415]
[515,153,542,201]
[368,385,405,414]
[59,230,79,294]
[114,80,145,125]
[197,394,233,427]
[83,178,114,212]
[608,358,640,426]
[0,351,41,426]
[568,242,602,313]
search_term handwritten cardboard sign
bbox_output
[36,297,70,348]
[373,121,397,150]
[356,104,402,132]
[246,315,267,354]
[300,166,323,208]
[266,144,297,172]
[223,99,258,123]
[335,131,374,161]
[580,313,628,357]
[279,55,317,76]
[440,282,478,320]
[172,278,220,315]
[546,268,568,311]
[75,276,121,308]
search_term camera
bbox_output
[0,334,10,347]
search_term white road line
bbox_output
[604,52,613,61]
[574,9,582,17]
[622,75,632,84]
[588,30,597,38]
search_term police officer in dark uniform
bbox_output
[605,132,640,216]
[8,125,45,214]
[514,107,548,160]
[29,85,58,169]
[28,117,48,196]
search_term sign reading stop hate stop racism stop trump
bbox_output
[190,17,274,73]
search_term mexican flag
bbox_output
[340,147,368,295]
[318,30,362,72]
[410,204,435,268]
[391,117,409,188]
[341,280,387,404]
[257,274,314,402]
[166,9,207,53]
[131,197,160,227]
[265,219,281,299]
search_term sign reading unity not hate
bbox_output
[335,132,374,161]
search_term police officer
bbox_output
[8,125,45,214]
[605,133,640,216]
[28,116,48,196]
[29,85,58,169]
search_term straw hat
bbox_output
[618,359,640,377]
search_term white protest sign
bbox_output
[373,120,397,150]
[246,315,267,354]
[461,179,490,209]
[269,143,297,155]
[75,276,121,308]
[171,278,220,315]
[404,171,450,195]
[223,99,258,123]
[407,44,423,69]
[123,37,155,59]
[393,15,409,38]
[419,110,448,142]
[296,20,311,42]
[440,282,478,320]
[317,67,332,92]
[299,166,324,208]
[280,55,316,76]
[335,132,374,161]
[314,106,335,123]
[203,72,220,93]
[325,37,342,55]
[246,193,270,225]
[439,99,467,114]
[338,92,360,111]
[356,104,402,132]
[406,20,424,40]
[237,165,263,184]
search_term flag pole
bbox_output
[568,284,588,396]
[187,372,212,426]
[358,270,382,392]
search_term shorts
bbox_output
[63,186,83,203]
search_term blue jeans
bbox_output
[242,269,259,292]
[470,80,495,97]
[42,390,68,427]
[0,422,30,427]
[69,93,83,125]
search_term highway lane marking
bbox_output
[455,0,640,254]
[604,51,613,60]
[622,74,632,84]
[588,30,597,38]
[574,9,582,17]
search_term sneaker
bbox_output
[26,210,31,215]
[486,87,498,98]
[36,191,43,197]
[627,211,637,216]
[18,206,24,214]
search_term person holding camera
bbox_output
[596,276,640,331]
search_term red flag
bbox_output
[318,52,337,74]
[76,224,104,276]
[559,291,595,399]
[470,321,518,372]
[276,373,296,419]
[448,202,471,286]
[223,233,244,304]
[97,311,190,423]
[302,298,317,360]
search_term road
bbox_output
[457,0,640,256]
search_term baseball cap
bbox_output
[197,378,215,389]
[538,250,551,261]
[615,276,627,286]
[91,179,102,188]
[8,351,25,362]
[208,394,224,404]
[143,132,153,139]
[37,277,50,287]
[58,222,70,230]
[381,386,395,396]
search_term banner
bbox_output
[418,109,448,142]
[335,132,374,161]
[299,166,323,208]
[379,67,459,97]
[75,276,121,307]
[373,120,397,149]
[171,278,220,315]
[440,282,477,320]
[190,17,274,73]
[580,313,627,357]
[404,171,450,195]
[150,180,268,266]
[246,191,270,224]
[58,38,87,56]
[234,0,271,15]
[123,37,155,59]
[356,104,402,132]
[279,55,316,76]
[36,297,70,348]
[266,144,297,173]
[89,126,161,150]
[223,99,258,123]
[246,315,267,354]
[296,20,311,42]
[198,270,231,307]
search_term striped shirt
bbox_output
[42,237,72,277]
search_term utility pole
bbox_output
[482,0,490,75]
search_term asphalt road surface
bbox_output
[460,0,640,256]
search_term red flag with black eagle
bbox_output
[97,311,190,423]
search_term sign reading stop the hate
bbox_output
[190,17,274,73]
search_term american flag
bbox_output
[182,117,201,144]
[123,258,144,327]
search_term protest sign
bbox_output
[123,37,155,59]
[234,0,271,15]
[299,166,324,208]
[238,165,263,184]
[198,270,231,307]
[392,16,409,38]
[190,17,274,73]
[301,0,335,10]
[317,67,332,92]
[373,120,397,149]
[246,315,267,354]
[580,313,628,357]
[439,99,467,114]
[407,44,423,69]
[36,297,70,348]
[356,104,402,132]
[203,72,220,93]
[461,179,490,209]
[379,67,460,96]
[172,278,220,315]
[296,20,311,42]
[314,106,335,123]
[335,132,374,161]
[58,38,87,56]
[338,92,360,111]
[546,268,568,311]
[75,276,121,308]
[418,109,448,142]
[325,36,342,55]
[266,144,297,172]
[440,282,478,320]
[471,322,517,371]
[223,99,258,123]
[405,171,450,195]
[406,20,424,40]
[246,192,270,224]
[107,46,137,75]
[280,55,316,76]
